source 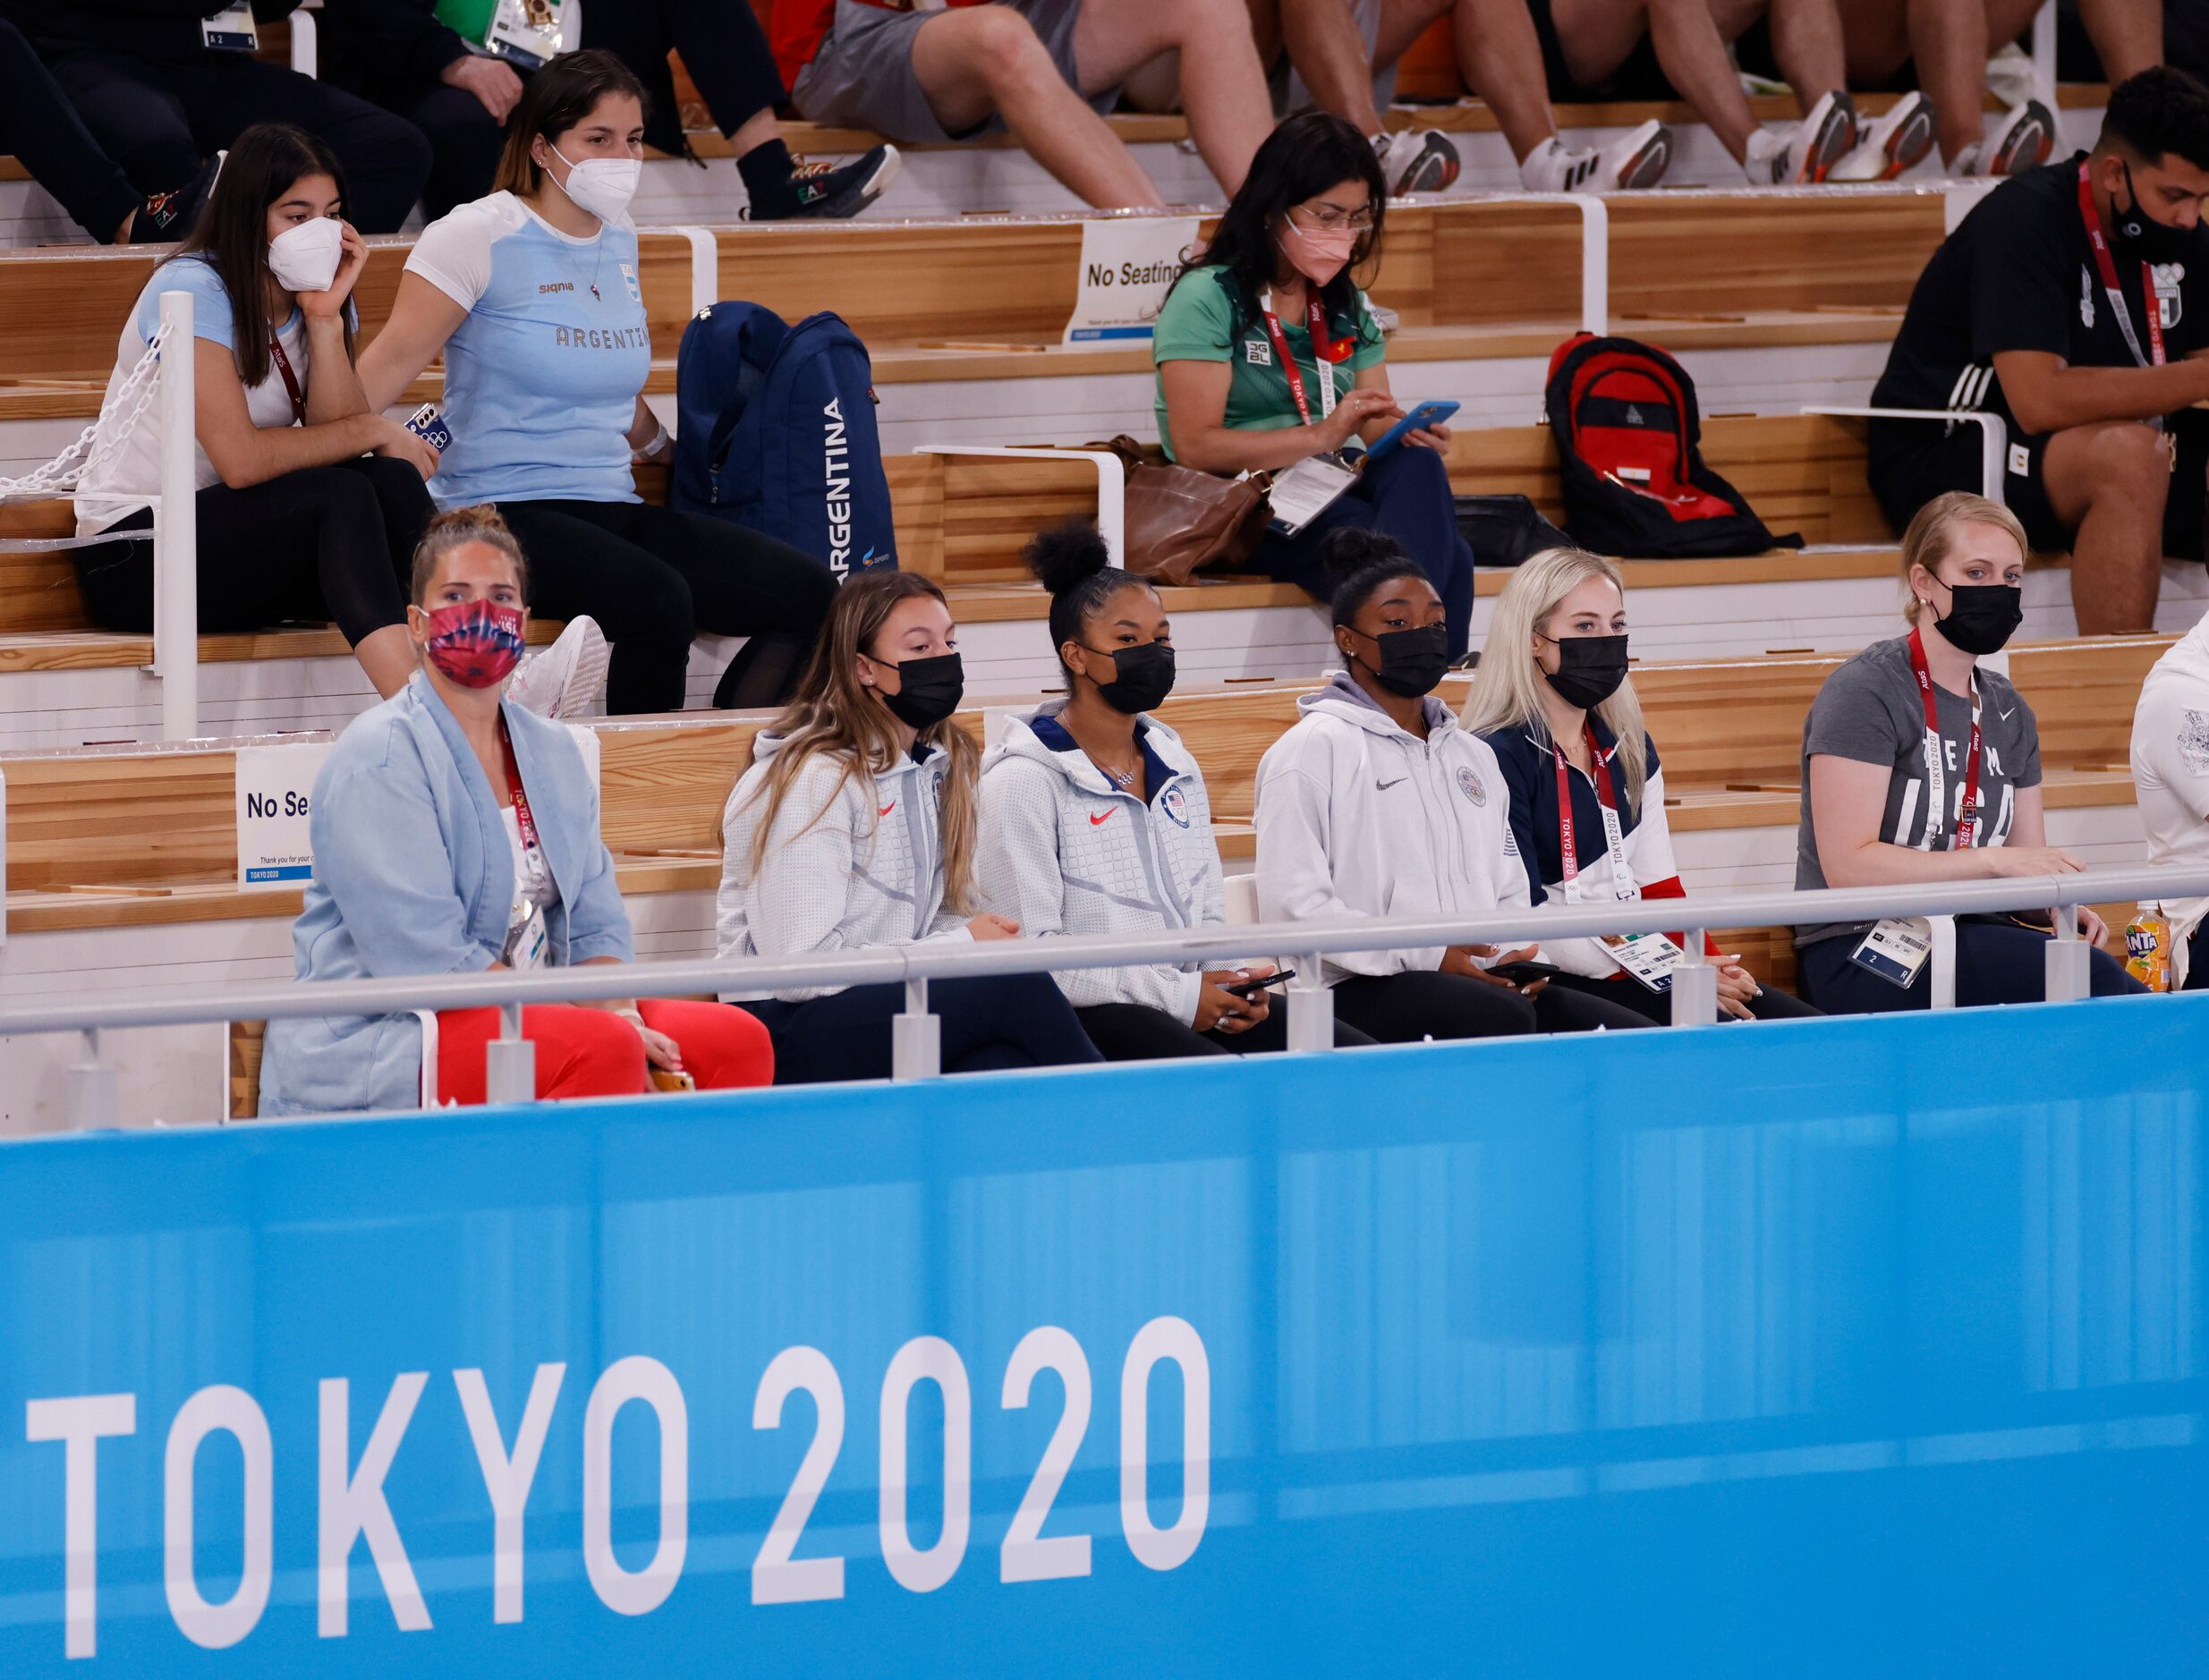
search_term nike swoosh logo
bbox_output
[1998,708,2016,721]
[1375,776,1407,791]
[1090,810,1117,826]
[879,802,896,817]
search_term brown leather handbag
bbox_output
[1096,436,1270,586]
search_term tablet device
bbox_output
[1363,399,1459,463]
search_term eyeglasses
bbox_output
[1290,200,1376,232]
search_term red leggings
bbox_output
[435,999,773,1105]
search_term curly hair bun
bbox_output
[1022,515,1113,598]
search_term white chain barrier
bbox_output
[0,322,172,542]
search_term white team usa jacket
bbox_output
[717,730,971,1002]
[978,708,1224,1021]
[1254,675,1534,983]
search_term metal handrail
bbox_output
[13,863,2205,1051]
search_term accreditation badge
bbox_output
[200,4,259,49]
[1848,917,1933,988]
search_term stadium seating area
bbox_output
[0,18,2176,1129]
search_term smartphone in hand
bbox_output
[1362,399,1459,463]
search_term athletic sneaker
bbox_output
[1373,129,1461,196]
[506,615,610,720]
[127,156,219,245]
[1745,89,1859,185]
[742,144,901,221]
[1829,91,1937,182]
[1956,98,2057,178]
[1519,120,1672,192]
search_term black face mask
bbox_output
[1350,623,1450,698]
[1929,583,2023,657]
[2112,161,2199,267]
[1542,633,1630,710]
[875,649,964,730]
[1083,640,1176,715]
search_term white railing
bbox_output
[155,290,199,741]
[7,864,2204,1130]
[0,289,200,740]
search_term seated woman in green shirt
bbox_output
[1151,112,1474,657]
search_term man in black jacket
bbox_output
[0,0,431,233]
[319,0,896,222]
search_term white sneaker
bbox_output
[1519,121,1672,192]
[1746,89,1859,184]
[1372,128,1461,195]
[1959,98,2057,177]
[1830,90,1936,182]
[506,615,610,720]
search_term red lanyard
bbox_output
[2078,158,2165,369]
[1553,724,1627,900]
[498,723,541,856]
[268,333,305,425]
[1907,625,1983,851]
[1258,292,1347,427]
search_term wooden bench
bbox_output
[3,634,2164,903]
[0,187,1949,426]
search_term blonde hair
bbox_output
[736,571,981,913]
[1459,547,1650,809]
[1899,491,2029,624]
[409,504,527,604]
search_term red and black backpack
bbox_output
[1542,334,1800,559]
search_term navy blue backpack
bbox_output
[672,301,897,580]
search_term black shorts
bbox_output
[1866,409,2209,561]
[1525,0,1676,103]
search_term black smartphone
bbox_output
[1487,961,1572,986]
[1225,969,1295,998]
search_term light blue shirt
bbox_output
[405,191,649,508]
[259,675,635,1117]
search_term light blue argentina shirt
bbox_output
[404,191,650,508]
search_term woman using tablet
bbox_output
[1463,545,1819,1022]
[1255,531,1648,1041]
[361,49,836,716]
[259,507,774,1116]
[1796,491,2141,1011]
[1152,111,1474,658]
[718,569,1105,1081]
[979,519,1374,1057]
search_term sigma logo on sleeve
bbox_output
[1160,785,1191,828]
[1456,766,1486,807]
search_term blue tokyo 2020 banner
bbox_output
[0,996,2205,1675]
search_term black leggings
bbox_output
[1075,1000,1377,1059]
[1332,968,1655,1041]
[744,975,1105,1083]
[1542,970,1824,1023]
[0,21,141,242]
[1798,924,2145,1014]
[41,45,431,234]
[583,0,787,156]
[495,499,837,715]
[72,456,430,645]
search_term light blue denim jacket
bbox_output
[259,674,634,1117]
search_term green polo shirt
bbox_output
[1151,266,1388,462]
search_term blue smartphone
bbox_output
[1363,399,1459,462]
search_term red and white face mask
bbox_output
[419,599,525,688]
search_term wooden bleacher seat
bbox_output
[0,189,1948,424]
[3,633,2165,918]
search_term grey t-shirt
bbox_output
[1794,635,2043,946]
